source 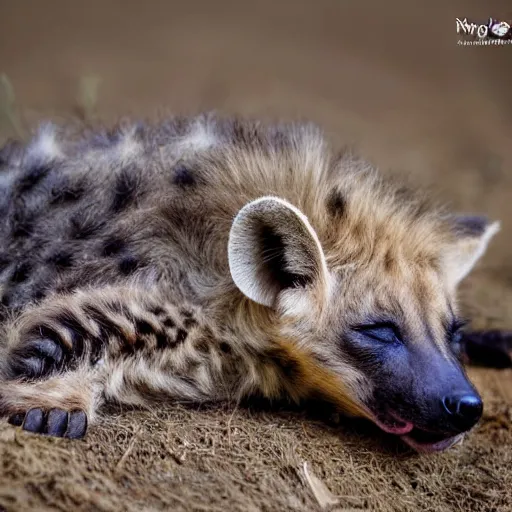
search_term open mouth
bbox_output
[371,412,464,453]
[401,430,464,453]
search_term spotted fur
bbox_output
[0,114,502,450]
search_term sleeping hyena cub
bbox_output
[0,114,507,452]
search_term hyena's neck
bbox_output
[199,279,321,403]
[189,281,289,398]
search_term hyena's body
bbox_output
[0,114,503,451]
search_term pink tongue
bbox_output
[374,416,414,435]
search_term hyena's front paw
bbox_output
[8,336,67,379]
[8,408,88,439]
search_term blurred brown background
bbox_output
[1,1,511,262]
[1,1,511,511]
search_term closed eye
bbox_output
[353,322,402,344]
[449,318,468,344]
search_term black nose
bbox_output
[442,393,483,432]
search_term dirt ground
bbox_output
[1,1,512,510]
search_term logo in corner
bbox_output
[457,17,512,45]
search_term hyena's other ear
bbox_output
[444,215,500,287]
[228,196,328,307]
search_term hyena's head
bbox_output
[227,185,500,453]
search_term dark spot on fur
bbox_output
[49,176,85,205]
[219,342,232,354]
[172,165,196,187]
[17,163,52,193]
[47,250,74,268]
[69,211,106,240]
[32,289,46,302]
[155,332,170,350]
[326,190,346,217]
[150,306,165,317]
[176,328,188,345]
[132,316,171,350]
[163,317,176,328]
[11,261,32,283]
[135,319,155,336]
[112,166,140,213]
[118,255,140,275]
[180,309,197,328]
[102,236,126,257]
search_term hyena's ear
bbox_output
[443,215,500,287]
[228,196,328,307]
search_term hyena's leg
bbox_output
[1,285,221,437]
[2,285,189,381]
[0,367,102,438]
[460,330,512,368]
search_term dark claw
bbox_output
[22,408,45,433]
[9,408,88,439]
[65,410,88,439]
[8,412,26,426]
[44,408,69,437]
